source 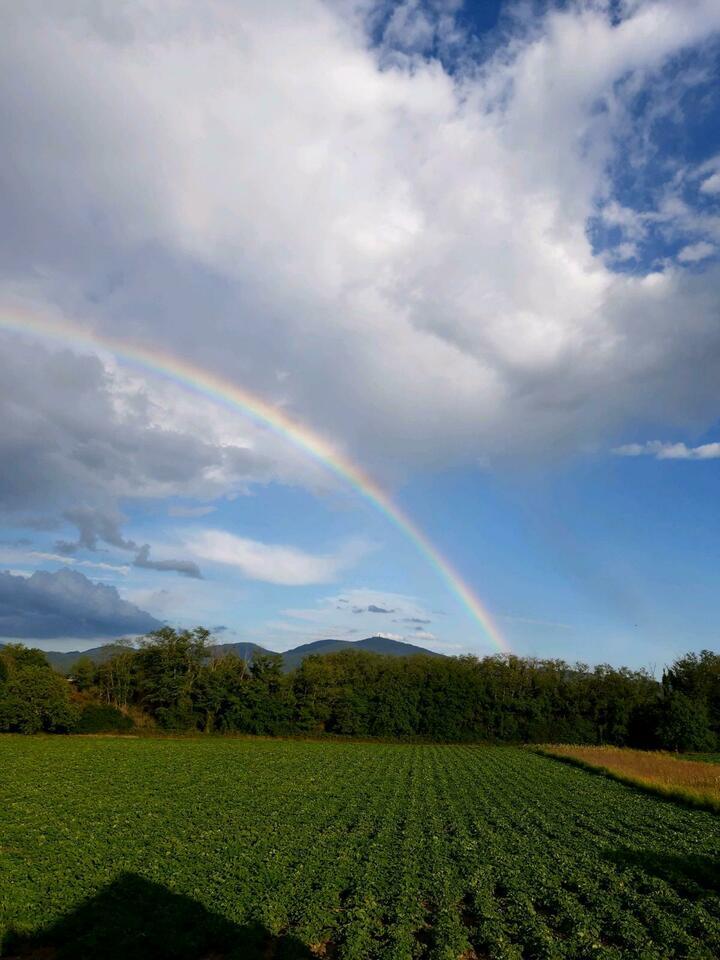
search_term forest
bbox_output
[1,627,719,751]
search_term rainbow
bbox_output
[0,310,510,653]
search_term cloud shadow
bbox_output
[604,847,720,897]
[3,872,315,960]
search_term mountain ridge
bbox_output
[0,636,444,673]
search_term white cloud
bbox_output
[677,241,716,263]
[32,553,130,574]
[278,588,445,646]
[186,529,368,585]
[284,588,434,621]
[613,440,720,460]
[700,172,720,195]
[1,0,720,481]
[0,545,129,575]
[600,201,648,242]
[610,242,639,262]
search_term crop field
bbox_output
[537,744,720,812]
[2,739,720,959]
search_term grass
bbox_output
[687,752,720,765]
[2,737,720,958]
[536,744,720,814]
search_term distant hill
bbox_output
[208,641,273,663]
[0,642,134,674]
[0,640,274,673]
[279,635,442,671]
[20,643,135,673]
[2,636,443,673]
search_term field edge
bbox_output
[534,745,720,815]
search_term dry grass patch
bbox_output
[537,744,720,813]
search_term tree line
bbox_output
[1,627,719,751]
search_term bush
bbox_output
[75,703,134,734]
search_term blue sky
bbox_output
[1,0,720,670]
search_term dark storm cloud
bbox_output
[0,568,162,639]
[133,545,202,579]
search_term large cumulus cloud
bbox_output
[1,0,720,484]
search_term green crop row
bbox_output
[1,737,719,958]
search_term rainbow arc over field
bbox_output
[0,311,510,653]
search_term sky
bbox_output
[1,0,720,670]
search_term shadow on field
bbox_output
[3,872,315,960]
[606,848,720,896]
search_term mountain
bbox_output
[209,642,273,662]
[279,636,442,671]
[3,636,442,673]
[0,642,134,674]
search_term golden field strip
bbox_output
[537,744,720,812]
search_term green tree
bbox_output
[194,653,249,733]
[134,627,212,729]
[71,656,97,692]
[664,650,720,740]
[0,666,78,733]
[0,643,49,672]
[96,643,136,710]
[656,692,716,752]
